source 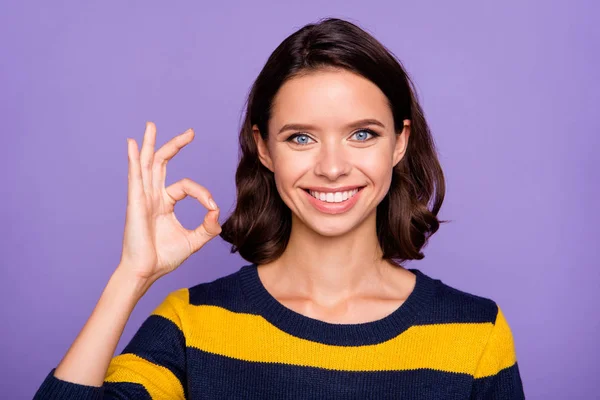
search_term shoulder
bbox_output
[160,264,253,315]
[416,269,501,325]
[414,270,518,357]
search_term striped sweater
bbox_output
[34,263,525,399]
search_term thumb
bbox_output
[189,208,221,253]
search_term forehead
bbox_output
[269,69,393,131]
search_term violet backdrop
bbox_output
[1,1,598,399]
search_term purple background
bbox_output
[1,1,598,399]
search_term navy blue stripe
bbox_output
[33,368,104,400]
[419,283,498,325]
[104,382,152,399]
[186,347,474,399]
[470,362,525,400]
[188,267,251,311]
[33,369,152,400]
[189,264,497,325]
[121,314,187,399]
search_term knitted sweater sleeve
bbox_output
[33,289,189,400]
[470,305,526,399]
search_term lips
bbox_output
[302,186,365,215]
[302,187,365,198]
[301,185,366,193]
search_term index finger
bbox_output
[165,178,218,211]
[152,128,195,193]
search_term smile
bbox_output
[308,188,360,203]
[301,187,365,215]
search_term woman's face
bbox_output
[253,68,410,237]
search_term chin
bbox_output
[306,214,372,238]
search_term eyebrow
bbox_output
[277,118,386,135]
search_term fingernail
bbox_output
[208,198,217,210]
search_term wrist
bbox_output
[111,265,156,300]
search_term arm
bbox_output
[34,123,219,399]
[34,284,188,399]
[55,266,151,386]
[470,305,526,400]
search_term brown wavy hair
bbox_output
[219,17,447,266]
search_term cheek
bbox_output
[271,157,310,202]
[358,152,395,200]
[360,151,394,182]
[272,152,312,180]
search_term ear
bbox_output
[393,119,411,167]
[252,125,274,172]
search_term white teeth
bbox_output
[309,188,360,203]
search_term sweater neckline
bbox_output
[238,263,437,346]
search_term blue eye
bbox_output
[286,129,379,146]
[352,129,378,141]
[288,133,314,145]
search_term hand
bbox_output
[118,122,221,284]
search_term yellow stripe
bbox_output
[154,302,498,375]
[101,290,189,399]
[105,353,185,400]
[150,288,189,329]
[473,307,518,378]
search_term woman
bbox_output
[35,18,524,399]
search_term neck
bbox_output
[263,211,402,303]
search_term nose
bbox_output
[313,140,352,181]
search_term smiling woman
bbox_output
[221,36,444,264]
[34,17,524,400]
